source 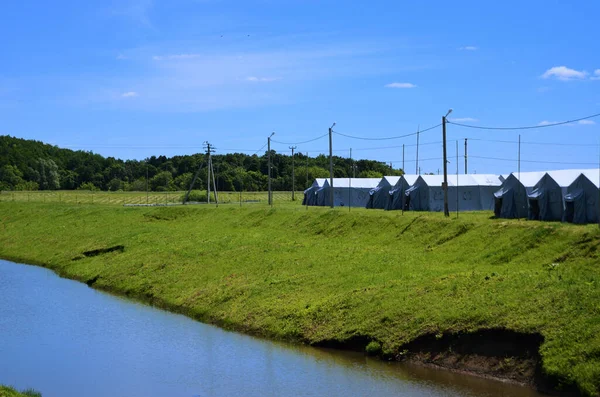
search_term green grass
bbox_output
[1,202,600,394]
[0,190,303,206]
[0,386,41,397]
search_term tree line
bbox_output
[0,135,404,192]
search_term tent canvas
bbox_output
[405,174,498,212]
[303,178,327,206]
[564,171,600,224]
[470,174,504,210]
[494,172,544,219]
[366,176,401,209]
[527,173,564,221]
[328,178,381,207]
[314,178,380,207]
[314,179,331,206]
[386,174,419,211]
[404,176,433,211]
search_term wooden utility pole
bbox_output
[464,138,468,174]
[329,123,335,208]
[205,142,212,204]
[442,110,452,217]
[289,146,297,200]
[268,133,274,206]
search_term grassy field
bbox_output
[0,190,303,206]
[1,202,600,394]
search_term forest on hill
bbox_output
[0,135,403,192]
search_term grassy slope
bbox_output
[1,203,600,394]
[0,386,40,397]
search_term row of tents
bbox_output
[302,169,600,224]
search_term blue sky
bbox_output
[1,0,599,174]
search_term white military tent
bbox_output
[366,176,401,209]
[303,178,328,206]
[494,172,546,219]
[404,174,502,212]
[314,178,381,207]
[564,170,600,224]
[386,174,419,211]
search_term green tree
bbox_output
[33,158,60,190]
[150,171,174,191]
[0,165,24,190]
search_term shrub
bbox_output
[365,341,382,356]
[181,190,207,203]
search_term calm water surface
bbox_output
[0,259,548,397]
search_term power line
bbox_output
[270,132,329,145]
[470,155,598,166]
[389,156,442,164]
[351,141,441,151]
[466,137,599,147]
[332,123,441,141]
[448,112,600,130]
[252,142,268,155]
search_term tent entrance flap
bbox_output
[494,197,502,217]
[564,201,575,223]
[529,198,541,220]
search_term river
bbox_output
[0,259,547,397]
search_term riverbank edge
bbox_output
[0,254,577,396]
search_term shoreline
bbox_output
[1,203,598,395]
[1,255,565,395]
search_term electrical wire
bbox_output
[252,143,268,155]
[270,132,329,145]
[389,156,442,164]
[448,112,600,130]
[470,155,598,166]
[465,138,599,147]
[332,123,441,141]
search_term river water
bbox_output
[0,260,547,397]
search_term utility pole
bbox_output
[464,138,468,174]
[402,144,405,173]
[456,140,459,217]
[207,143,211,204]
[146,161,149,205]
[349,148,352,177]
[306,152,309,189]
[329,123,335,208]
[289,146,297,200]
[416,125,420,175]
[389,162,393,174]
[268,132,275,206]
[204,141,215,204]
[442,109,452,217]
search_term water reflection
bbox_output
[0,260,546,397]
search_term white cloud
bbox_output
[121,91,138,97]
[458,46,478,51]
[591,69,600,80]
[538,119,595,126]
[245,76,280,83]
[541,66,588,81]
[116,54,128,60]
[385,82,416,89]
[450,117,478,122]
